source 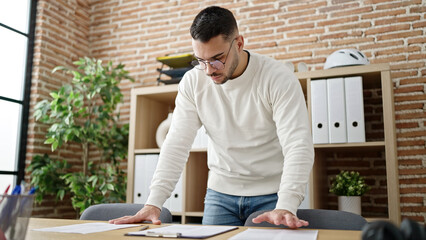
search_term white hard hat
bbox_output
[324,49,370,69]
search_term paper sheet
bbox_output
[33,222,140,234]
[126,224,238,238]
[228,228,318,240]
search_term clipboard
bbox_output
[125,224,238,238]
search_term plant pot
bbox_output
[338,196,361,215]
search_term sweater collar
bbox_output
[220,50,255,90]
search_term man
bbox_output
[110,6,314,228]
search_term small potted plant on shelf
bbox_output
[330,170,370,215]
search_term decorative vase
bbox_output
[156,113,173,148]
[338,196,361,215]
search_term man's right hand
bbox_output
[108,204,162,225]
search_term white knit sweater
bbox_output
[146,51,314,215]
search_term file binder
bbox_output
[327,78,347,143]
[310,79,329,144]
[163,174,183,212]
[133,154,158,204]
[134,154,183,212]
[344,76,366,143]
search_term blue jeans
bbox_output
[202,188,278,226]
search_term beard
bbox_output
[208,50,239,85]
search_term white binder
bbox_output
[327,78,347,143]
[345,76,366,142]
[134,154,183,212]
[164,175,183,212]
[133,154,159,204]
[310,79,329,144]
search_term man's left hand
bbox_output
[251,209,309,229]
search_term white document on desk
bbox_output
[126,224,238,238]
[33,222,140,234]
[229,228,318,240]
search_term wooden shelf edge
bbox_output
[295,63,389,80]
[134,148,208,154]
[134,148,161,154]
[314,141,385,149]
[131,84,178,96]
[184,211,204,217]
[365,217,389,222]
[190,148,208,152]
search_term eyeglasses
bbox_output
[191,38,236,70]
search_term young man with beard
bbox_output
[110,6,314,228]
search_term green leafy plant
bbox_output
[329,170,370,196]
[28,57,133,214]
[26,154,70,203]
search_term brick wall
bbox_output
[27,0,90,218]
[28,0,425,222]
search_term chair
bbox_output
[80,203,173,223]
[244,209,367,230]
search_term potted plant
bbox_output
[330,170,370,215]
[27,57,133,214]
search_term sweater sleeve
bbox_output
[145,76,202,209]
[270,72,314,215]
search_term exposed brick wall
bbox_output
[27,0,91,218]
[28,0,425,222]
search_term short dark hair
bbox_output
[190,6,238,42]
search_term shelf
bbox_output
[185,212,204,217]
[135,143,384,154]
[190,148,208,152]
[366,217,389,222]
[132,84,178,102]
[295,63,388,90]
[134,148,207,154]
[314,141,385,151]
[170,212,183,216]
[134,149,161,154]
[127,63,400,225]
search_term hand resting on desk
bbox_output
[251,209,309,229]
[108,204,162,225]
